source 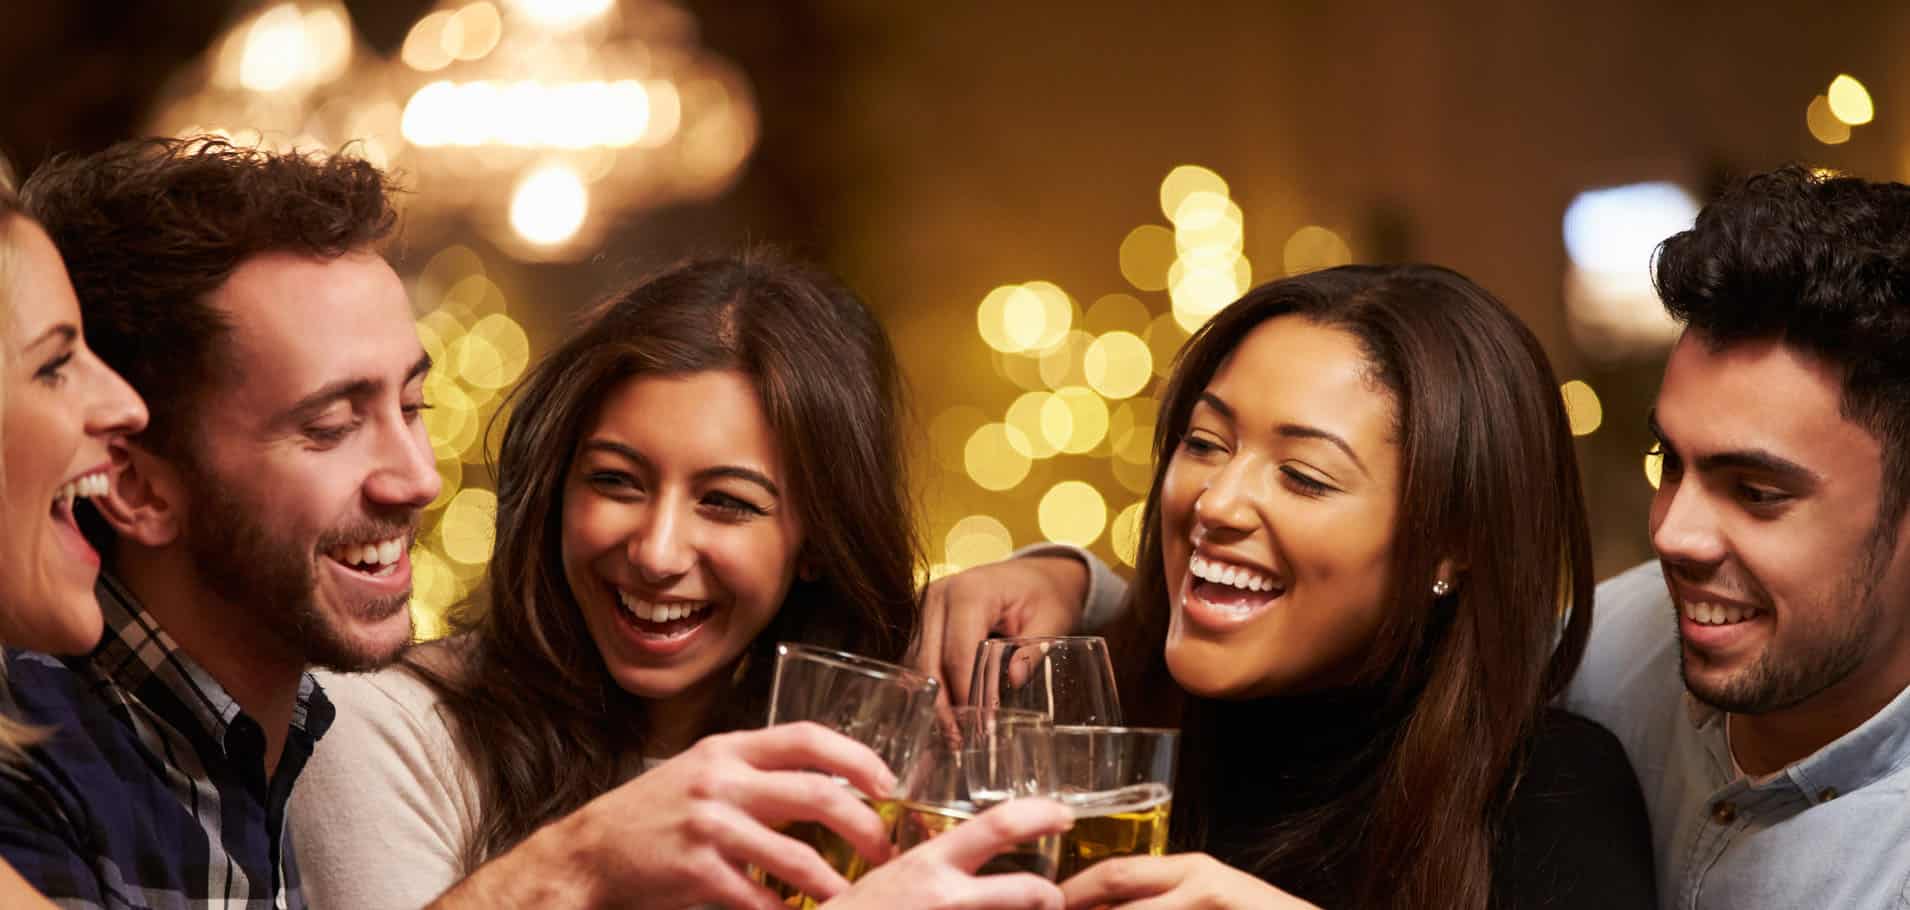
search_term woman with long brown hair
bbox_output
[1056,265,1654,909]
[291,252,1070,910]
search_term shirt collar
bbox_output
[1685,680,1910,798]
[88,571,334,749]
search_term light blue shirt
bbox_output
[1565,561,1910,909]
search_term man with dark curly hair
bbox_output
[1563,165,1910,908]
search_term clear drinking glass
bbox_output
[759,643,942,908]
[970,635,1122,726]
[1050,725,1179,879]
[890,707,1063,879]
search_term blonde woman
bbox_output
[0,158,149,904]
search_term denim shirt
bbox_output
[1565,561,1910,909]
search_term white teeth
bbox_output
[54,471,112,507]
[617,591,712,625]
[1683,600,1761,626]
[1188,555,1276,594]
[328,536,405,570]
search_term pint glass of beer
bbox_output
[1051,725,1179,879]
[971,636,1122,726]
[889,707,1061,879]
[758,643,941,908]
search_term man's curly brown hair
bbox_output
[21,136,400,459]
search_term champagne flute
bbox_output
[970,635,1122,725]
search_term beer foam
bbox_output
[1058,782,1172,817]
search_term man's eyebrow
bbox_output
[278,353,433,426]
[1648,410,1821,485]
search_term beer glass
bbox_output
[970,636,1122,726]
[1051,725,1178,879]
[890,707,1062,879]
[759,643,941,908]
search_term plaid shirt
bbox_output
[0,573,334,908]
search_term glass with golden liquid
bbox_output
[1050,725,1179,879]
[887,707,1062,879]
[755,644,942,909]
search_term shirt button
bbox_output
[1710,801,1737,825]
[1819,787,1838,802]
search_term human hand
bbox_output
[823,798,1073,910]
[909,555,1091,706]
[1060,853,1321,909]
[549,722,897,910]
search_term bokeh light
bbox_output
[440,487,498,564]
[1645,449,1664,490]
[1119,225,1176,292]
[1283,225,1352,275]
[945,515,1014,569]
[1038,330,1095,389]
[1006,392,1063,459]
[510,165,589,245]
[965,423,1033,491]
[1144,313,1189,378]
[1084,293,1152,336]
[1562,181,1698,360]
[1827,74,1874,126]
[455,313,532,390]
[1110,501,1145,567]
[1807,94,1852,145]
[1050,386,1110,454]
[1561,380,1603,436]
[1159,165,1229,223]
[1084,331,1153,399]
[1038,481,1109,546]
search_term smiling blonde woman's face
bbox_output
[0,217,148,653]
[1159,315,1402,699]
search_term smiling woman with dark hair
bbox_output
[291,251,1071,910]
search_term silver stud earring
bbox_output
[1432,579,1452,597]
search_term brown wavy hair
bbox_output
[1109,264,1593,910]
[0,154,51,764]
[19,136,398,462]
[411,252,923,869]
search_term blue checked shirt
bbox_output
[0,573,334,908]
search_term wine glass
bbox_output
[970,635,1122,726]
[891,707,1062,879]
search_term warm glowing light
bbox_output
[1169,259,1247,332]
[1022,281,1075,351]
[1038,481,1108,547]
[448,2,504,61]
[1084,331,1153,400]
[1283,226,1351,275]
[456,314,532,389]
[1807,95,1852,145]
[946,515,1014,569]
[240,3,352,93]
[929,406,988,471]
[510,166,589,246]
[428,454,464,512]
[505,0,614,29]
[1560,380,1603,436]
[403,81,651,149]
[1159,165,1229,223]
[1119,225,1176,292]
[1563,182,1698,359]
[1108,398,1159,465]
[977,285,1025,354]
[1006,392,1063,459]
[1002,285,1051,351]
[409,547,457,634]
[1110,502,1145,567]
[1051,386,1110,454]
[423,374,477,453]
[1645,449,1663,490]
[441,488,499,564]
[1038,331,1094,389]
[1084,293,1152,335]
[964,423,1033,491]
[403,11,457,71]
[1173,194,1244,261]
[1828,74,1874,126]
[1112,457,1154,496]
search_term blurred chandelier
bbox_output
[150,0,759,260]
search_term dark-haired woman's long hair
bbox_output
[1108,264,1594,910]
[410,252,924,869]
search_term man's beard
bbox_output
[1680,519,1895,715]
[181,464,415,673]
